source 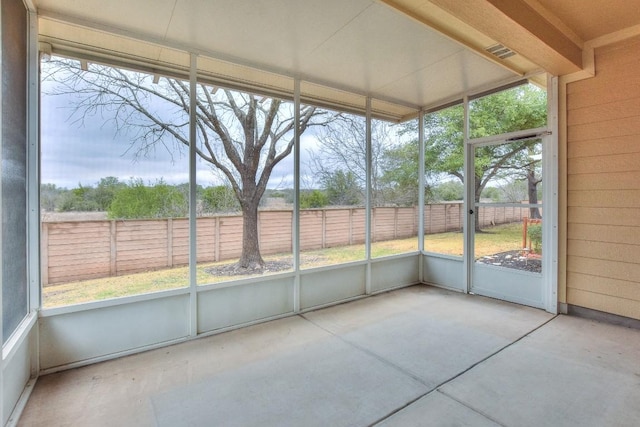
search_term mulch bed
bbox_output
[205,255,326,277]
[205,260,292,277]
[477,250,541,273]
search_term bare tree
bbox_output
[307,115,389,206]
[44,58,324,270]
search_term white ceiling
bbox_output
[34,0,522,119]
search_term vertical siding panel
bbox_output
[566,36,640,320]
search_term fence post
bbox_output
[371,207,376,242]
[41,222,49,286]
[348,208,353,245]
[444,204,449,232]
[322,209,327,248]
[167,218,173,268]
[394,207,399,239]
[215,217,221,262]
[110,220,117,276]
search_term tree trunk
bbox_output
[527,169,541,219]
[238,202,264,269]
[474,181,482,232]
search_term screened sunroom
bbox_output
[3,0,640,426]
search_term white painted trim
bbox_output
[194,311,296,340]
[197,271,297,292]
[473,262,541,278]
[39,277,413,375]
[39,254,397,319]
[27,9,41,386]
[365,97,372,295]
[0,0,5,417]
[293,78,301,313]
[422,282,465,293]
[370,282,420,295]
[473,202,542,209]
[557,68,569,307]
[4,377,36,427]
[2,313,36,362]
[462,96,472,294]
[370,251,420,263]
[299,294,370,314]
[544,75,559,314]
[0,0,5,416]
[39,335,191,375]
[188,53,198,337]
[39,287,190,317]
[465,87,552,308]
[300,258,369,274]
[468,126,549,146]
[422,251,463,261]
[418,111,425,282]
[27,10,40,314]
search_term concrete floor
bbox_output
[18,286,640,426]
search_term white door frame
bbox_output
[462,76,558,314]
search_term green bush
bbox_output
[527,223,542,254]
[202,185,239,213]
[108,179,187,219]
[300,190,329,209]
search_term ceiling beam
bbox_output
[428,0,583,75]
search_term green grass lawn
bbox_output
[43,223,523,308]
[425,222,522,257]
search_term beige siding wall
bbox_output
[566,35,640,320]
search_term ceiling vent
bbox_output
[485,44,516,60]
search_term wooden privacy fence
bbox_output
[42,204,526,286]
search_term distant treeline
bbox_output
[41,175,531,219]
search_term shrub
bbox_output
[527,223,542,254]
[300,190,329,209]
[202,185,239,213]
[108,179,187,219]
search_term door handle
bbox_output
[469,209,474,214]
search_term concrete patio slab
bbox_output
[20,315,334,427]
[304,286,554,388]
[151,334,426,427]
[376,390,500,427]
[17,286,640,426]
[440,315,640,427]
